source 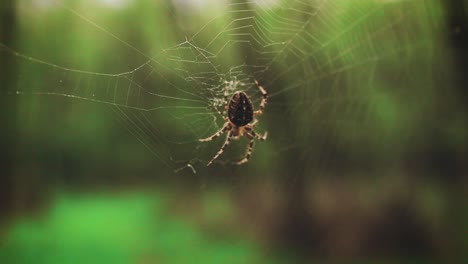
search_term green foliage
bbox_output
[1,192,275,264]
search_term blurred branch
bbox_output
[446,0,468,111]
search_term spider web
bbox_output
[0,0,442,174]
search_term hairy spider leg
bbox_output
[207,131,233,166]
[224,84,229,112]
[248,130,268,141]
[199,123,230,142]
[237,139,255,165]
[254,80,268,116]
[236,130,268,165]
[250,119,259,127]
[211,85,230,122]
[244,121,263,134]
[213,107,229,122]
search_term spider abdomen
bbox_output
[228,91,254,127]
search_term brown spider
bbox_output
[200,80,268,166]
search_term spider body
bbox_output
[228,91,254,127]
[200,80,268,166]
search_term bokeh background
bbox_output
[1,0,467,263]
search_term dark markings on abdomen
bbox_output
[228,92,254,126]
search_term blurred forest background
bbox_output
[0,0,467,263]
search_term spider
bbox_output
[200,80,268,166]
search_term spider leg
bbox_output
[244,127,268,141]
[211,85,229,122]
[224,84,229,112]
[250,118,259,127]
[236,139,254,165]
[252,130,268,141]
[236,130,267,165]
[254,80,268,116]
[213,106,229,122]
[199,123,229,142]
[207,131,233,166]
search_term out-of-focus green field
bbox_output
[1,192,281,264]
